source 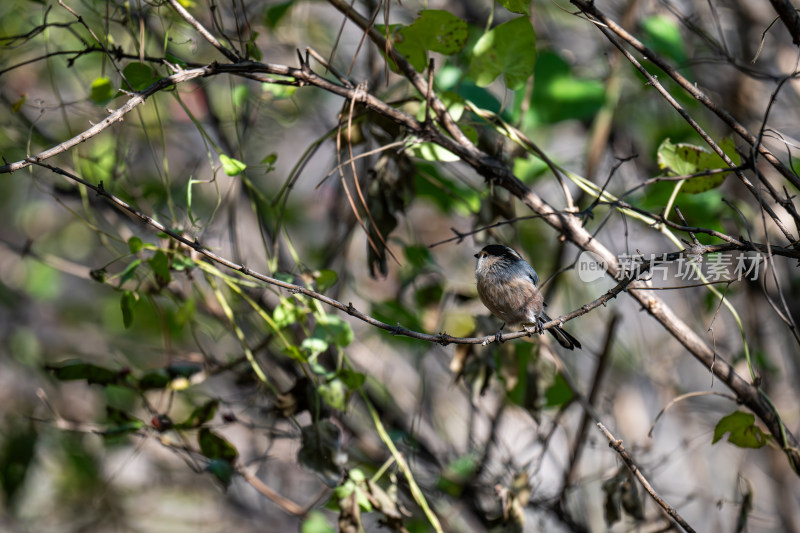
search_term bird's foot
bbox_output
[523,323,544,336]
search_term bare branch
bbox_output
[597,423,698,533]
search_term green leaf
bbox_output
[206,459,234,488]
[220,154,247,176]
[712,411,771,449]
[175,297,196,325]
[177,399,220,429]
[165,52,188,69]
[138,369,171,390]
[262,81,297,99]
[118,259,142,287]
[262,152,278,171]
[24,261,61,301]
[393,11,468,72]
[543,373,574,408]
[469,16,536,90]
[11,94,26,113]
[657,138,739,193]
[121,62,158,91]
[402,10,468,56]
[47,360,118,385]
[437,455,479,496]
[338,369,366,390]
[0,422,37,505]
[103,406,144,437]
[319,378,347,411]
[198,428,238,463]
[302,511,335,533]
[527,51,606,125]
[404,245,433,270]
[513,154,549,183]
[273,297,305,328]
[89,76,115,105]
[314,269,338,291]
[120,290,137,328]
[641,15,687,67]
[265,0,295,28]
[412,142,460,162]
[497,0,529,14]
[171,255,195,271]
[128,236,144,253]
[372,300,424,339]
[301,337,328,358]
[148,250,171,283]
[232,84,249,108]
[245,32,262,61]
[313,314,353,347]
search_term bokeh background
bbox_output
[0,0,798,531]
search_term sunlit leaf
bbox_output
[89,77,115,105]
[401,10,468,55]
[712,411,771,449]
[128,236,144,253]
[657,138,739,193]
[301,337,328,358]
[469,17,536,90]
[232,84,249,108]
[220,154,247,176]
[641,15,687,67]
[319,378,347,411]
[263,81,297,99]
[393,10,468,71]
[301,510,335,533]
[497,0,529,14]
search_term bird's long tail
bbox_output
[539,312,581,350]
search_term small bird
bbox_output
[474,244,581,350]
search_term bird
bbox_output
[474,244,581,350]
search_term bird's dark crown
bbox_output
[477,244,521,262]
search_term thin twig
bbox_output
[597,423,698,533]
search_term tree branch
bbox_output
[597,423,698,533]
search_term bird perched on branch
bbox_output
[474,244,581,350]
